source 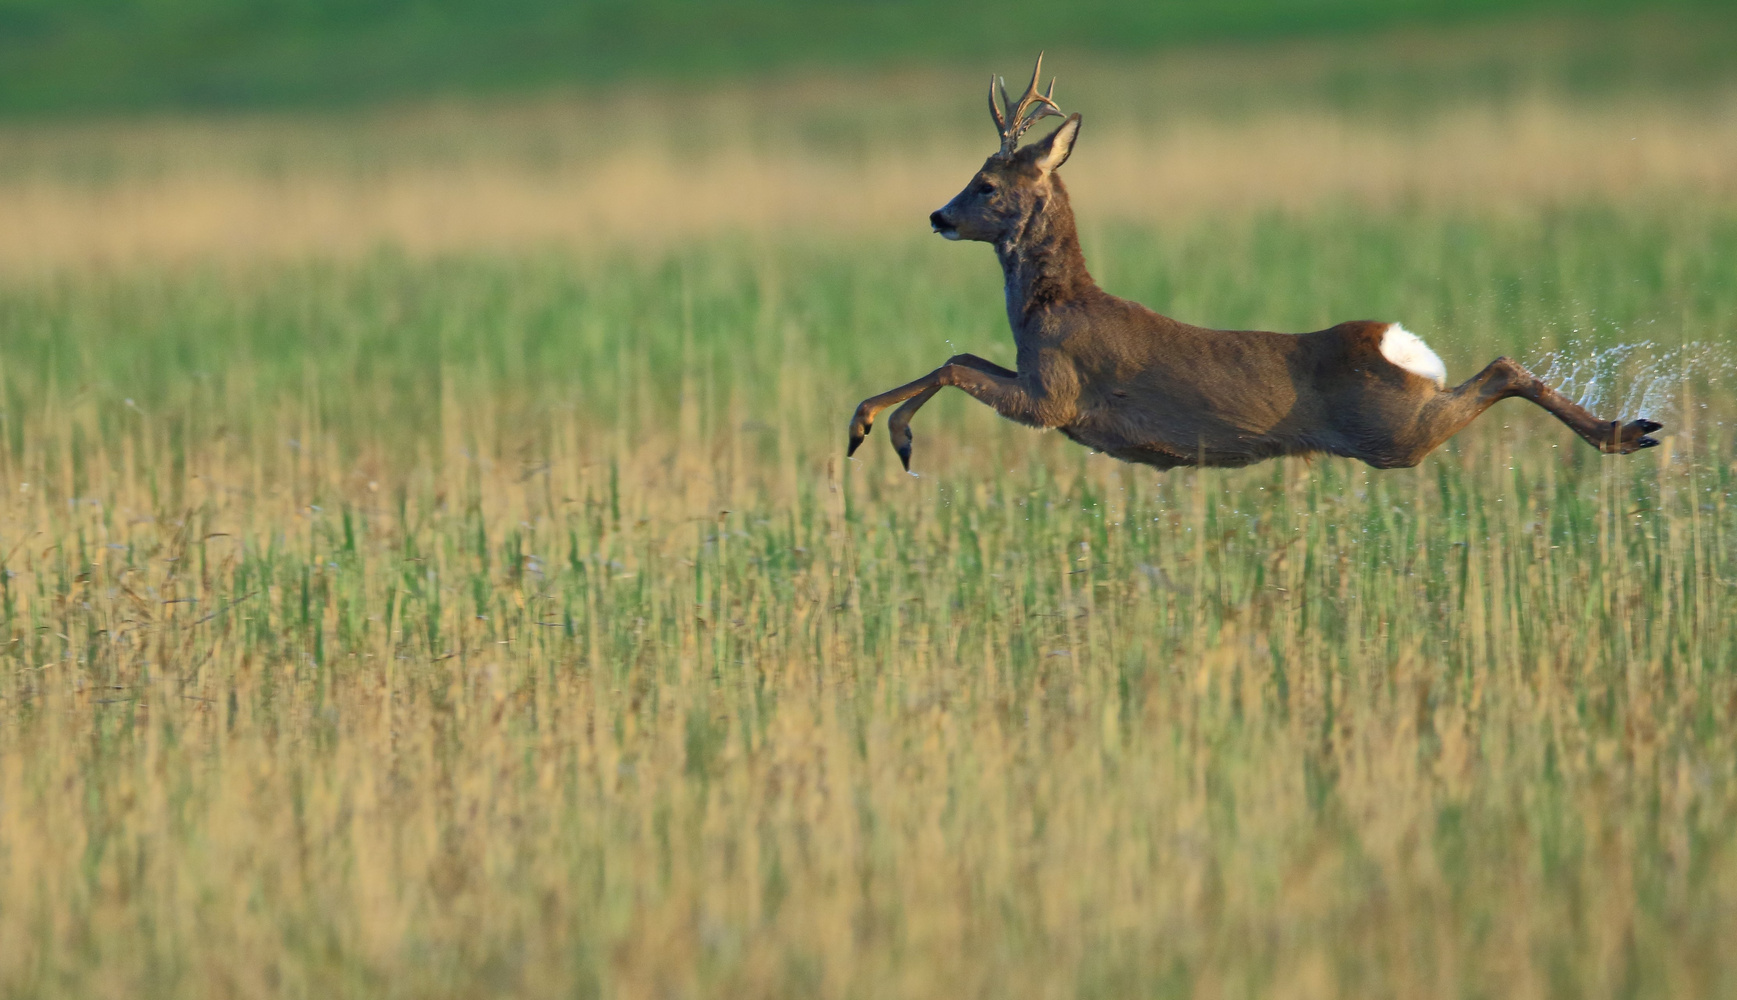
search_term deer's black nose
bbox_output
[929,211,951,231]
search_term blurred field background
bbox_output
[3,2,1737,998]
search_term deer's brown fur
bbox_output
[847,58,1662,472]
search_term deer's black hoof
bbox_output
[1603,418,1665,455]
[847,405,876,456]
[888,422,915,470]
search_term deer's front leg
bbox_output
[848,358,1033,459]
[885,355,1018,470]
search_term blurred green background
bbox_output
[1,0,1733,115]
[5,4,1737,1000]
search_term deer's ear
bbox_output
[1031,113,1082,174]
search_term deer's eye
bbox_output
[977,183,997,197]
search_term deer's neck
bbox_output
[996,177,1096,335]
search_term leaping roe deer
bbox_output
[846,54,1662,472]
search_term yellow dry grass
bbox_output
[1,387,1732,998]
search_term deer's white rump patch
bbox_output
[1380,324,1447,388]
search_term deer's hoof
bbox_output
[847,407,875,456]
[1604,418,1664,454]
[887,422,915,471]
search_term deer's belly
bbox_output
[1059,426,1192,469]
[1061,414,1298,469]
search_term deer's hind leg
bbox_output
[1356,357,1662,468]
[1503,360,1663,453]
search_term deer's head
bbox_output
[929,53,1083,244]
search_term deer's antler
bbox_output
[991,52,1062,156]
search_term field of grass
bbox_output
[2,203,1736,997]
[4,15,1737,998]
